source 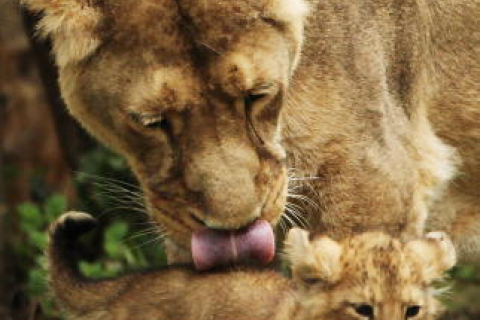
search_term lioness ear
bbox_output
[405,231,457,283]
[263,0,310,21]
[262,0,310,72]
[285,228,343,285]
[20,0,103,66]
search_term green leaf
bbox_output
[104,222,129,259]
[36,255,48,269]
[79,261,106,278]
[18,203,43,230]
[108,156,127,170]
[28,231,48,251]
[454,265,478,280]
[40,298,63,318]
[104,222,129,243]
[44,194,68,220]
[28,268,47,297]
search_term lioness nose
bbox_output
[202,168,261,228]
[183,136,262,227]
[183,101,264,228]
[184,149,262,228]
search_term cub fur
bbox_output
[48,212,455,320]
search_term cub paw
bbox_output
[426,231,456,269]
[426,231,448,241]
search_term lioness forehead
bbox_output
[96,0,306,113]
[101,0,307,51]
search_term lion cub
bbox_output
[48,212,456,320]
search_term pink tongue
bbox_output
[191,220,275,271]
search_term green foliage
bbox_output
[17,191,166,318]
[75,146,134,212]
[450,264,479,281]
[78,220,166,279]
[15,146,167,319]
[440,264,480,319]
[16,195,67,318]
[72,146,167,278]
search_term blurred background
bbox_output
[0,1,478,319]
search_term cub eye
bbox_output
[354,304,374,318]
[301,277,321,285]
[405,305,421,318]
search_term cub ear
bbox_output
[405,231,457,283]
[285,228,343,286]
[20,0,103,66]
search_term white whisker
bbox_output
[285,206,309,229]
[282,211,299,229]
[75,171,141,191]
[134,233,167,249]
[126,228,162,242]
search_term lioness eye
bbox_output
[405,305,421,318]
[244,93,267,107]
[244,83,276,108]
[145,118,171,132]
[129,112,172,133]
[354,304,374,318]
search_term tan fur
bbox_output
[48,213,456,320]
[20,0,479,261]
[282,0,479,261]
[285,229,457,320]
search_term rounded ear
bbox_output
[263,0,310,21]
[285,228,343,285]
[262,0,310,72]
[20,0,103,66]
[405,231,457,283]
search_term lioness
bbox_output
[48,211,455,320]
[20,0,479,265]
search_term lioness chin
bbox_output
[20,0,479,265]
[48,212,455,320]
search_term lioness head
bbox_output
[22,0,309,263]
[285,229,456,320]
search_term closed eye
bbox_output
[128,112,171,132]
[244,92,268,107]
[244,93,267,146]
[244,83,277,108]
[144,117,171,132]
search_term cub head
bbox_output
[21,0,309,260]
[285,229,457,320]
